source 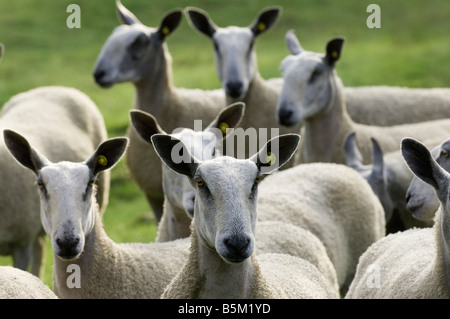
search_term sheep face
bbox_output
[35,163,95,260]
[151,133,301,264]
[186,7,281,101]
[3,130,128,261]
[93,25,157,88]
[406,141,450,221]
[93,1,182,88]
[193,158,258,264]
[277,31,344,127]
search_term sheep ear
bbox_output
[285,30,303,55]
[371,137,385,178]
[157,10,183,40]
[116,0,142,25]
[325,37,345,67]
[85,137,129,176]
[3,129,49,174]
[151,134,199,179]
[250,7,281,36]
[130,110,166,145]
[344,132,363,170]
[401,138,448,192]
[205,102,245,138]
[185,7,217,38]
[250,134,301,174]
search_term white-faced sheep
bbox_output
[405,138,450,221]
[344,132,433,233]
[93,0,227,222]
[283,30,450,127]
[152,133,339,298]
[0,266,58,299]
[3,131,189,299]
[185,7,302,161]
[345,137,450,298]
[277,32,450,165]
[130,105,339,291]
[130,102,245,242]
[0,86,109,279]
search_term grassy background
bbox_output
[0,0,449,289]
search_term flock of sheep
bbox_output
[1,0,450,299]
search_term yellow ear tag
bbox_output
[258,22,266,32]
[97,155,108,167]
[162,26,170,36]
[331,50,339,59]
[266,152,276,166]
[219,122,229,134]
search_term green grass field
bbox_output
[0,0,449,290]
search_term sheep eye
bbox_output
[309,69,322,83]
[196,178,205,187]
[441,150,449,158]
[213,41,219,52]
[37,179,45,189]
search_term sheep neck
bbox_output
[189,227,258,298]
[301,73,353,164]
[52,212,115,298]
[134,43,174,120]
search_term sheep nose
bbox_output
[225,81,244,98]
[223,236,252,261]
[93,69,106,83]
[277,107,295,127]
[56,236,81,260]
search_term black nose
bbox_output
[93,69,106,83]
[223,236,252,262]
[278,108,295,127]
[56,236,81,259]
[225,81,244,98]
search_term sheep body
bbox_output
[257,162,385,293]
[94,1,226,221]
[0,86,108,278]
[255,220,338,292]
[344,86,450,126]
[0,266,58,299]
[345,226,447,298]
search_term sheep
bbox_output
[345,137,450,298]
[129,102,245,242]
[0,266,58,299]
[405,138,450,221]
[277,31,450,166]
[256,161,385,295]
[0,86,109,279]
[344,132,433,233]
[283,30,450,126]
[151,133,339,299]
[3,130,190,298]
[185,7,302,160]
[93,0,227,222]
